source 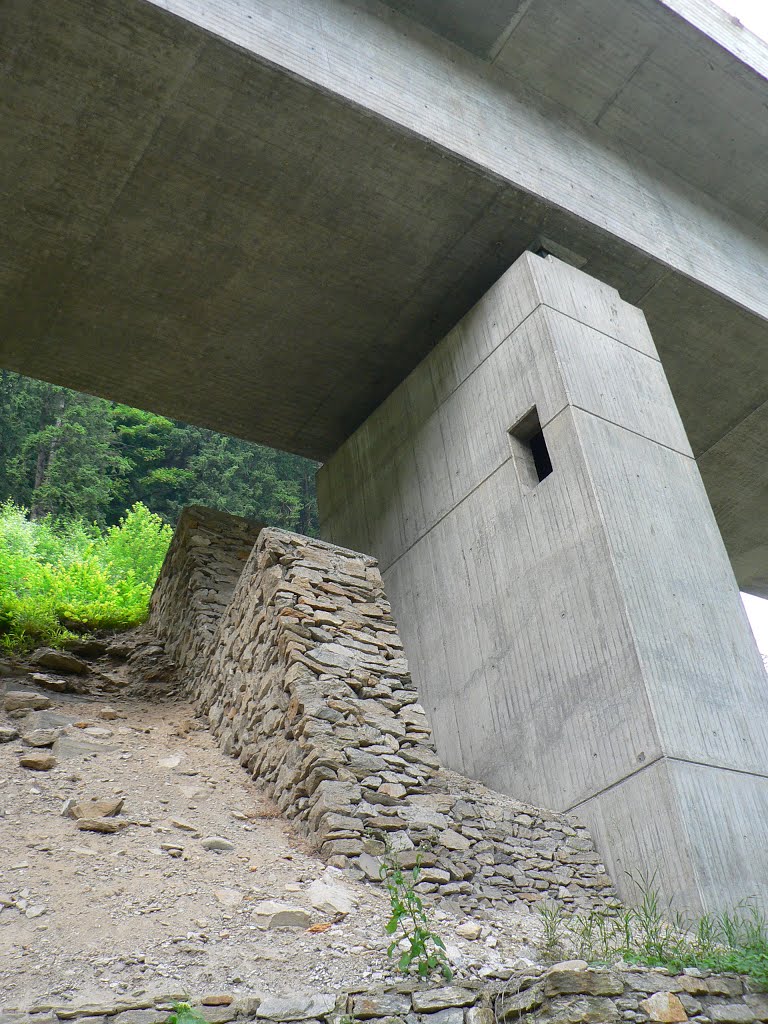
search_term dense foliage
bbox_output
[0,370,318,532]
[0,501,172,651]
[0,370,320,651]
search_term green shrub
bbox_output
[0,500,171,652]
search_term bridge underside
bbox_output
[1,0,767,594]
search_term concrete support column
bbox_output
[318,252,768,914]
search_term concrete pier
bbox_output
[318,252,768,914]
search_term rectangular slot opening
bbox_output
[509,407,553,486]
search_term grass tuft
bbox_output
[538,873,768,988]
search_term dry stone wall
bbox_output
[8,965,768,1024]
[147,505,262,686]
[145,510,618,914]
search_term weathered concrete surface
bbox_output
[0,0,767,592]
[319,252,768,914]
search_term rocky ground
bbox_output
[0,639,542,1011]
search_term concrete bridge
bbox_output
[2,0,768,913]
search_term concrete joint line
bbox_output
[379,451,516,575]
[429,303,540,409]
[379,390,690,578]
[565,753,768,815]
[666,754,768,783]
[564,754,667,812]
[697,390,768,461]
[488,0,537,62]
[544,305,663,363]
[567,404,695,460]
[593,45,658,129]
[427,301,663,432]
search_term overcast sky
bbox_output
[710,0,768,655]
[712,0,768,39]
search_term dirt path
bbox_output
[0,650,540,1010]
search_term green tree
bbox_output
[21,396,127,526]
[0,370,319,534]
[186,435,318,533]
[108,406,201,523]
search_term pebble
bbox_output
[171,819,198,832]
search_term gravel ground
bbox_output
[0,651,542,1009]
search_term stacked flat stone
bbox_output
[146,510,618,914]
[147,505,262,686]
[496,962,765,1024]
[7,967,766,1024]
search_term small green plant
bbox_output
[165,1004,207,1024]
[165,1003,209,1024]
[379,840,453,981]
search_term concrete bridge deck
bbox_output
[1,0,767,593]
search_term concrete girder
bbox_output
[0,0,766,591]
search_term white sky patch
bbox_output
[711,0,768,39]
[742,594,768,657]
[707,0,768,657]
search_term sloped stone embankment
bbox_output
[145,508,617,915]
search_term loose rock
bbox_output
[19,752,57,771]
[638,993,689,1023]
[5,692,52,713]
[253,901,312,929]
[200,836,234,852]
[306,870,356,917]
[33,648,89,674]
[22,728,61,748]
[67,797,125,819]
[76,817,122,834]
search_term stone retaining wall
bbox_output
[143,509,617,915]
[147,506,262,686]
[6,965,767,1024]
[194,527,618,914]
